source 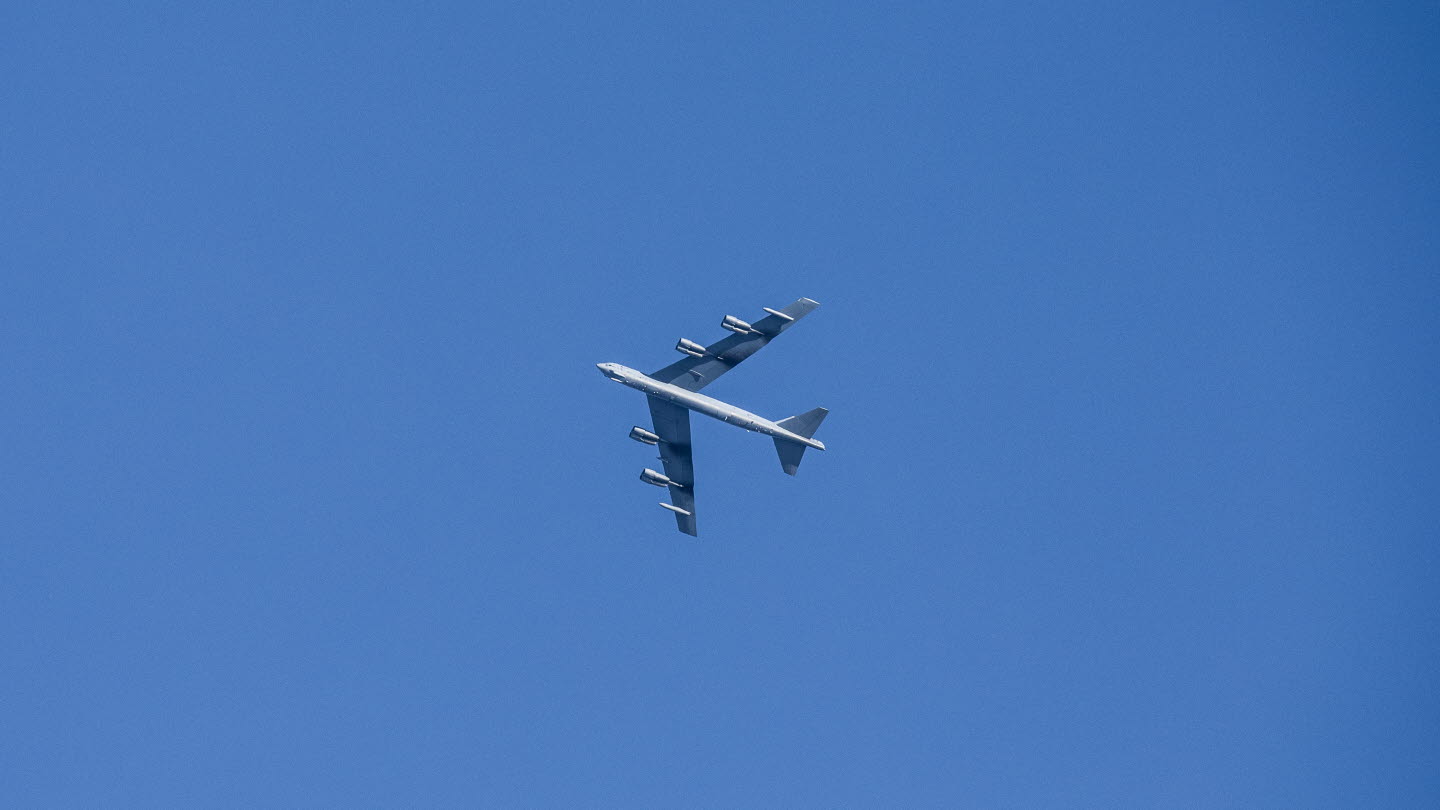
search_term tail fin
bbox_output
[773,407,828,475]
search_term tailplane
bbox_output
[773,407,828,475]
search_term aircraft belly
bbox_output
[646,379,764,432]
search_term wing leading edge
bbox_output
[649,297,820,392]
[647,395,697,536]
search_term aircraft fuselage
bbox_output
[596,363,824,450]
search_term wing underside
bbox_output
[649,297,820,392]
[647,395,697,536]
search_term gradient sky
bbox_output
[3,2,1438,807]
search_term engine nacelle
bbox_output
[640,468,676,488]
[629,426,660,445]
[721,315,756,334]
[675,338,707,358]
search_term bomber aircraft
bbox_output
[596,297,827,536]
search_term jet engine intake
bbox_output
[640,468,678,488]
[629,426,660,445]
[721,315,756,335]
[675,338,708,358]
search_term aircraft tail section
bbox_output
[773,407,828,475]
[777,407,828,439]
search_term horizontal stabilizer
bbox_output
[773,407,828,475]
[776,407,828,439]
[774,439,808,475]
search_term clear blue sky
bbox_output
[3,2,1437,806]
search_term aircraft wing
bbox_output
[648,395,697,536]
[649,297,820,392]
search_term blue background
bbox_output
[3,2,1437,806]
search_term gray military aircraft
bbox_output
[597,297,828,536]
